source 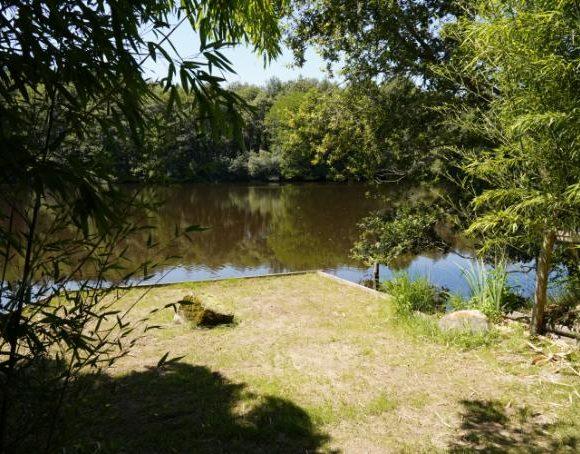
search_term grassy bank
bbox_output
[50,274,579,452]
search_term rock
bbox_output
[439,310,489,333]
[176,294,234,328]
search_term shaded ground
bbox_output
[449,399,577,453]
[67,363,329,453]
[26,273,580,452]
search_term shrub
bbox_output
[352,204,443,267]
[501,291,530,314]
[383,274,444,315]
[247,149,281,180]
[227,152,250,179]
[383,273,500,349]
[447,293,468,311]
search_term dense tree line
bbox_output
[98,77,454,183]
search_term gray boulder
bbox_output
[439,310,489,333]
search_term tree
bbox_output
[284,0,473,88]
[0,0,284,449]
[264,77,446,182]
[264,80,328,179]
[443,0,580,334]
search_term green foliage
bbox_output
[381,271,502,349]
[0,0,285,449]
[284,0,472,88]
[545,275,580,331]
[440,0,580,332]
[459,261,509,320]
[352,203,444,267]
[265,83,330,179]
[383,274,444,315]
[448,261,530,320]
[396,311,499,350]
[275,78,446,181]
[339,0,578,336]
[382,284,500,349]
[247,150,281,180]
[447,293,469,311]
[444,0,580,255]
[89,75,451,183]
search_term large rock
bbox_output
[439,310,489,333]
[173,294,234,327]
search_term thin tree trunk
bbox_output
[0,87,56,452]
[373,262,380,290]
[0,190,42,453]
[531,231,556,335]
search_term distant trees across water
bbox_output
[98,77,455,184]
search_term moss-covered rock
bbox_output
[174,294,234,327]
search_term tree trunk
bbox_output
[373,262,380,290]
[531,231,556,335]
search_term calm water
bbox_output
[135,183,536,296]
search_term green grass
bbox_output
[379,273,500,349]
[367,392,398,415]
[392,310,501,349]
[13,272,579,453]
[382,273,443,314]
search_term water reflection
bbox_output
[136,183,536,296]
[142,183,378,272]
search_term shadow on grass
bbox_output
[448,399,577,453]
[13,361,330,453]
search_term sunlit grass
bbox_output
[47,272,580,452]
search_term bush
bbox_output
[501,291,530,314]
[352,204,442,267]
[383,274,444,315]
[447,293,468,311]
[227,152,250,179]
[247,149,281,180]
[383,273,500,349]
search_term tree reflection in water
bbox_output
[124,183,535,296]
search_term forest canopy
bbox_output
[86,76,453,183]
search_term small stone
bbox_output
[439,310,489,333]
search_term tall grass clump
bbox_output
[382,273,499,349]
[382,274,443,315]
[451,260,519,321]
[466,260,506,319]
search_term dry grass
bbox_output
[59,273,578,453]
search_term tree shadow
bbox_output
[448,399,577,453]
[13,361,331,453]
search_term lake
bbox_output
[135,183,537,296]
